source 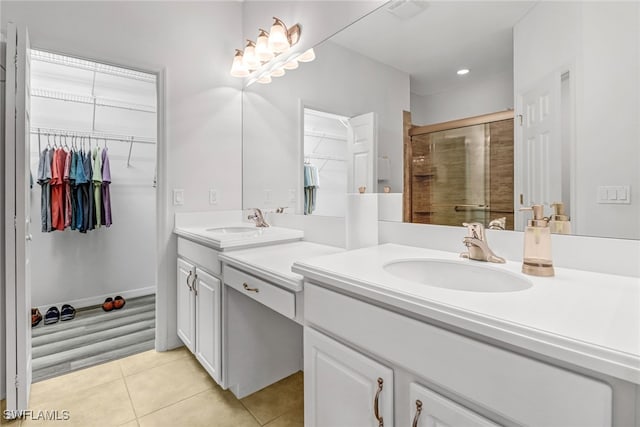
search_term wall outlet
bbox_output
[264,189,272,205]
[173,189,184,206]
[209,189,218,205]
[288,189,296,202]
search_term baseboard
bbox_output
[35,286,156,314]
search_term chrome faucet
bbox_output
[460,222,505,263]
[247,208,269,227]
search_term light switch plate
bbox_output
[173,189,184,206]
[597,185,630,204]
[288,189,296,202]
[264,189,272,205]
[209,189,218,205]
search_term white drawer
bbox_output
[224,265,295,319]
[305,284,612,427]
[177,237,221,276]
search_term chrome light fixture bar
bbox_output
[230,16,315,84]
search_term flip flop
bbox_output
[102,297,114,312]
[113,296,126,310]
[44,307,60,325]
[32,308,43,328]
[60,304,76,321]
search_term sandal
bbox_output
[44,307,60,325]
[60,304,76,321]
[113,296,126,310]
[32,308,43,327]
[102,297,114,312]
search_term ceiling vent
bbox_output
[386,0,429,20]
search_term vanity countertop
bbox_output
[219,241,344,292]
[174,225,304,250]
[292,243,640,384]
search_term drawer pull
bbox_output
[411,399,423,427]
[374,377,384,427]
[193,273,198,296]
[243,283,260,293]
[186,271,194,291]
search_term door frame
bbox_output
[4,45,170,407]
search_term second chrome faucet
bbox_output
[460,222,505,263]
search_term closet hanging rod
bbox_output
[31,88,157,114]
[30,128,156,145]
[305,153,345,162]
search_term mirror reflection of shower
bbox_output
[303,108,349,216]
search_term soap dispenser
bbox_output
[548,202,572,235]
[520,204,554,277]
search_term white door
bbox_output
[4,22,32,416]
[347,112,377,193]
[176,258,195,353]
[194,268,221,385]
[515,72,562,228]
[304,327,393,427]
[408,382,499,427]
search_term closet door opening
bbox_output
[28,50,158,382]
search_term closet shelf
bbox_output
[31,49,156,83]
[305,153,345,162]
[304,129,347,141]
[31,88,156,114]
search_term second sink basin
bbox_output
[383,258,532,293]
[205,226,258,234]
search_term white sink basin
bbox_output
[205,226,258,234]
[383,258,532,293]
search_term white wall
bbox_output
[514,2,639,239]
[1,6,6,399]
[243,40,410,211]
[410,70,514,125]
[1,1,244,387]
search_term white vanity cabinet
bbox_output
[304,283,614,427]
[305,327,393,427]
[176,237,222,385]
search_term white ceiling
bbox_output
[330,1,536,96]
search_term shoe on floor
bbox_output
[113,296,126,310]
[32,308,43,328]
[44,307,60,325]
[102,297,114,312]
[60,304,76,321]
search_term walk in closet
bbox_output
[28,50,158,381]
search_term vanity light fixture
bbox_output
[230,17,311,83]
[243,40,260,70]
[230,49,250,77]
[457,68,470,75]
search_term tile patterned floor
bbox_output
[1,347,304,427]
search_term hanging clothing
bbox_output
[75,150,88,232]
[37,148,52,232]
[63,150,73,228]
[101,148,112,227]
[50,148,66,231]
[69,150,78,230]
[303,163,320,215]
[82,151,95,232]
[92,147,103,228]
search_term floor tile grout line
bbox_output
[120,362,140,423]
[132,387,216,422]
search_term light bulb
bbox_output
[230,50,249,77]
[457,68,470,75]
[257,74,272,84]
[268,17,290,53]
[297,48,316,63]
[271,68,285,77]
[242,40,260,70]
[256,29,274,62]
[283,59,298,70]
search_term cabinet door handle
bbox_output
[374,377,384,427]
[193,273,198,296]
[243,283,260,293]
[186,271,193,291]
[411,399,423,427]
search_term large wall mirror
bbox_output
[242,1,639,240]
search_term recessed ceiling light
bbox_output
[457,69,470,75]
